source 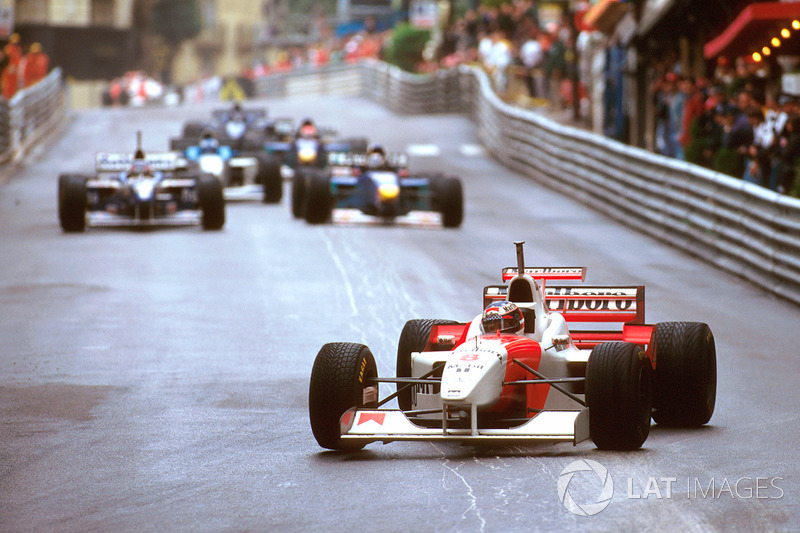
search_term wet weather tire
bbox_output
[291,169,309,218]
[59,174,87,232]
[182,121,205,139]
[652,322,716,426]
[198,175,225,230]
[258,155,282,203]
[396,319,458,411]
[304,173,332,224]
[436,177,463,228]
[586,342,652,450]
[309,342,379,451]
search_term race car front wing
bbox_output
[339,408,590,446]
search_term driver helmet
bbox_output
[299,118,317,138]
[129,158,150,176]
[199,129,219,151]
[481,301,525,334]
[366,143,386,169]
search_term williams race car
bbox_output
[58,134,225,231]
[180,104,269,149]
[309,242,716,451]
[297,147,463,227]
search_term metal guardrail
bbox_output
[0,67,65,166]
[252,61,800,306]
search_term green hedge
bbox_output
[385,24,431,73]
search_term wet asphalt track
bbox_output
[1,95,798,532]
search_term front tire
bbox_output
[309,342,379,451]
[652,322,716,426]
[59,174,87,232]
[396,319,458,411]
[435,177,463,228]
[586,342,652,450]
[197,175,225,230]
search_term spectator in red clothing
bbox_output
[21,42,49,87]
[2,33,23,99]
[679,77,706,155]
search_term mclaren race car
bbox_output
[296,149,463,227]
[309,242,716,451]
[58,134,225,231]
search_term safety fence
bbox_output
[252,60,800,306]
[0,67,65,166]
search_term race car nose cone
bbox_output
[440,348,504,408]
[378,182,400,200]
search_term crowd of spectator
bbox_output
[432,4,800,196]
[651,55,800,195]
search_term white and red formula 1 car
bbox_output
[309,242,716,451]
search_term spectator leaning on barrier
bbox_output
[770,112,800,193]
[21,42,49,87]
[742,106,772,186]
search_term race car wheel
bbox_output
[342,137,369,153]
[59,174,87,232]
[652,322,716,426]
[309,342,379,451]
[169,138,193,152]
[198,175,225,230]
[304,174,332,224]
[436,177,464,228]
[396,319,458,411]
[586,341,652,450]
[258,155,282,204]
[182,121,205,139]
[291,169,309,218]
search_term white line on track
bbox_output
[407,144,441,156]
[319,229,358,316]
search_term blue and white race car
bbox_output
[171,131,282,203]
[58,135,225,231]
[297,147,463,227]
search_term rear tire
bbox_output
[435,177,463,228]
[396,319,458,411]
[652,322,716,426]
[258,155,282,203]
[182,121,205,139]
[304,173,332,224]
[309,342,378,451]
[586,342,652,450]
[198,175,225,230]
[59,174,87,232]
[291,169,309,218]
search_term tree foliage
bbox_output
[151,0,202,46]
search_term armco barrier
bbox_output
[252,61,800,306]
[0,67,65,166]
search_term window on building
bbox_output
[92,0,114,26]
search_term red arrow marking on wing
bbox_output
[357,412,386,426]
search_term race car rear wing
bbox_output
[501,267,587,282]
[327,151,409,168]
[96,152,179,173]
[483,284,645,324]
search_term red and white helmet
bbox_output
[481,301,525,334]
